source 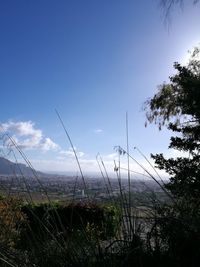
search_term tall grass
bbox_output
[0,118,172,267]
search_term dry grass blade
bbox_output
[55,109,88,197]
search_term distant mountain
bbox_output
[0,157,42,177]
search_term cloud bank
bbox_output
[0,121,59,151]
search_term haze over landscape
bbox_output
[0,0,199,175]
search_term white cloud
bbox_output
[2,121,42,137]
[31,155,167,180]
[103,153,118,160]
[59,147,85,158]
[31,158,97,173]
[0,121,59,151]
[93,129,103,134]
[40,137,59,151]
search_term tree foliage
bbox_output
[159,0,199,21]
[144,46,200,201]
[144,46,200,266]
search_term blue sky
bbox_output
[0,0,199,176]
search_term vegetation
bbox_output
[0,46,200,266]
[159,0,199,22]
[144,45,200,266]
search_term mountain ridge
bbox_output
[0,157,43,176]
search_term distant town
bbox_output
[0,173,167,204]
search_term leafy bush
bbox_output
[19,201,120,249]
[0,197,26,248]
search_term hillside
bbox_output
[0,157,41,177]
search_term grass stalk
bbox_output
[55,109,88,199]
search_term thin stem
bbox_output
[134,146,166,186]
[55,109,88,198]
[119,146,174,201]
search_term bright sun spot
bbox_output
[180,42,200,66]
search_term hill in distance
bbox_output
[0,157,43,177]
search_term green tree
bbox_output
[144,46,200,266]
[144,46,200,202]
